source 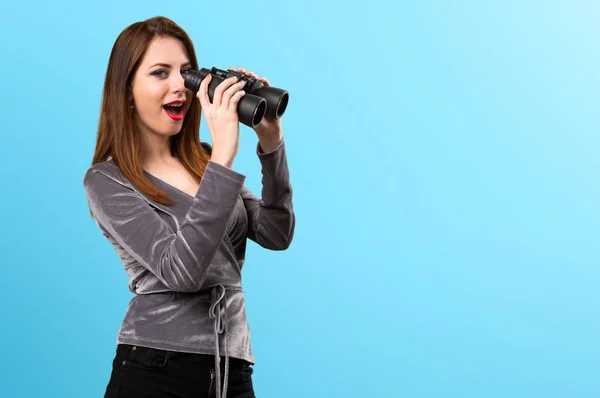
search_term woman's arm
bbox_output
[83,160,245,292]
[241,140,295,250]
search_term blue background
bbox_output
[1,1,599,397]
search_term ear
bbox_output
[128,90,134,106]
[128,82,135,105]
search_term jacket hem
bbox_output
[115,335,255,364]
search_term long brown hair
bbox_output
[90,16,209,209]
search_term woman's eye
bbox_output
[152,70,167,78]
[181,70,191,77]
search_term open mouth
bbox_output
[163,103,184,120]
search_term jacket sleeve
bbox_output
[83,160,246,292]
[241,140,295,250]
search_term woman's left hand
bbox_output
[230,67,283,152]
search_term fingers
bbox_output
[213,76,239,108]
[199,67,267,114]
[197,73,245,119]
[197,73,212,110]
[258,76,271,87]
[228,87,246,111]
[231,66,271,87]
[222,79,246,110]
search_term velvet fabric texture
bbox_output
[83,140,294,397]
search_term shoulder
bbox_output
[83,142,211,193]
[83,159,130,195]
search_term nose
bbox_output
[171,72,186,94]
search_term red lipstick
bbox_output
[163,99,186,121]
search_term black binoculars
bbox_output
[184,67,289,128]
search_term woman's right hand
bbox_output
[197,74,246,168]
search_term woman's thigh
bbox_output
[104,344,255,398]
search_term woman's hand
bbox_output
[197,73,247,168]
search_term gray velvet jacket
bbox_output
[83,140,294,393]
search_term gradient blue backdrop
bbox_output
[1,1,598,397]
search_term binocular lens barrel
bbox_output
[184,69,289,128]
[255,86,289,119]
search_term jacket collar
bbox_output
[91,159,179,221]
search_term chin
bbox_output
[161,119,185,135]
[163,128,183,136]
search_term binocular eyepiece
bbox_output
[184,67,289,128]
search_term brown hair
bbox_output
[90,16,209,209]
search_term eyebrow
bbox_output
[149,62,192,69]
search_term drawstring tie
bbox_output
[209,284,241,398]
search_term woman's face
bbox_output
[131,36,194,139]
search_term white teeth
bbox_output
[166,103,183,107]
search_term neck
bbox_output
[140,131,174,167]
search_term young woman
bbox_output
[83,16,295,398]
